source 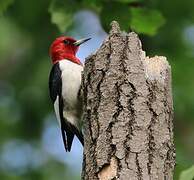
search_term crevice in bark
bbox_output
[146,82,157,176]
[136,153,143,180]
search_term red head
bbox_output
[50,36,91,65]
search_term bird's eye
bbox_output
[63,40,69,45]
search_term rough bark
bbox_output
[82,21,175,180]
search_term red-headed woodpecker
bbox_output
[49,36,91,152]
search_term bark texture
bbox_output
[82,21,175,180]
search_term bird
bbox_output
[49,36,91,152]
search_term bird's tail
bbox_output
[68,123,84,146]
[61,122,84,152]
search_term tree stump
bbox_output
[82,21,175,180]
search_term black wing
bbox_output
[49,63,83,152]
[49,63,62,103]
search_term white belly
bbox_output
[59,60,83,126]
[59,60,83,107]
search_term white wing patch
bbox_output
[54,96,61,127]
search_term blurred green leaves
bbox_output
[49,0,103,33]
[179,165,194,180]
[100,2,130,31]
[49,0,165,36]
[130,8,165,35]
[49,0,76,33]
[115,0,140,3]
[0,0,14,15]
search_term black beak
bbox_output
[73,38,91,46]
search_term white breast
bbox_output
[59,60,83,106]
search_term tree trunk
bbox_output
[82,21,175,180]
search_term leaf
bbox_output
[179,165,194,180]
[0,0,14,15]
[100,2,131,32]
[49,0,78,33]
[115,0,140,3]
[82,0,102,13]
[130,8,165,36]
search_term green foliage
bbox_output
[49,0,76,33]
[49,0,165,36]
[100,2,130,31]
[179,165,194,180]
[115,0,140,3]
[0,0,14,15]
[130,8,165,35]
[49,0,102,33]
